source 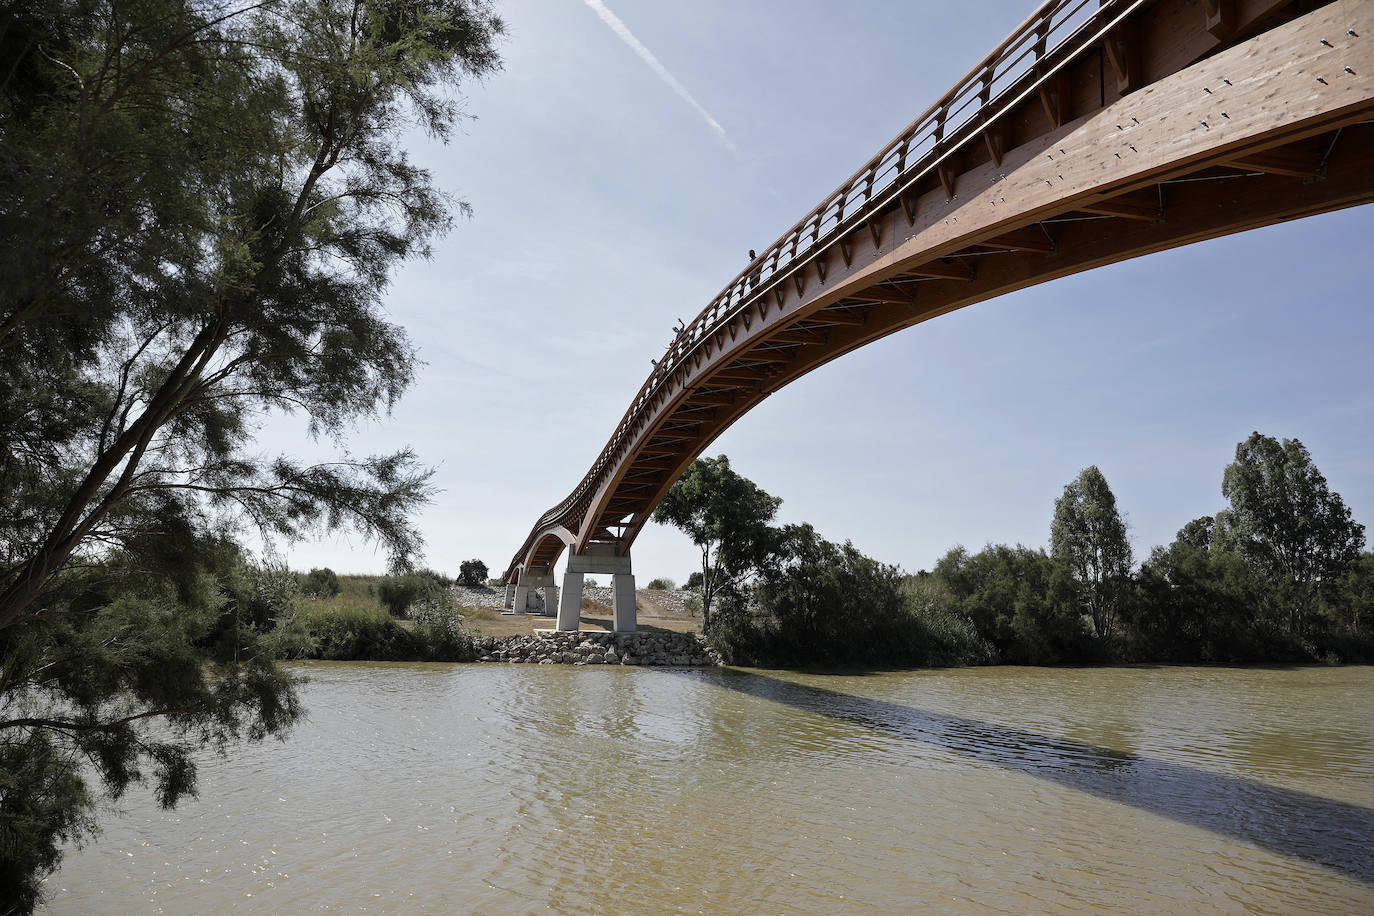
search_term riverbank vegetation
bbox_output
[669,437,1373,669]
[276,569,482,662]
[0,0,504,909]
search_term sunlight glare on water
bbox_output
[45,663,1374,914]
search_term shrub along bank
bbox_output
[244,569,484,662]
[686,434,1374,669]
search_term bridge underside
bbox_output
[508,0,1374,583]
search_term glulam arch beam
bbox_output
[507,0,1374,581]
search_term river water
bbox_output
[45,663,1374,914]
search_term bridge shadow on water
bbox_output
[667,667,1374,885]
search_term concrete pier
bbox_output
[504,566,554,616]
[556,546,636,633]
[612,572,637,634]
[556,572,583,631]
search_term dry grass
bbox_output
[302,574,386,617]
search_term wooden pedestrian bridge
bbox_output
[503,0,1374,631]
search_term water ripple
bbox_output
[44,663,1374,915]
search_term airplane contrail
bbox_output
[583,0,738,152]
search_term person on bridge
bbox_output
[747,249,761,289]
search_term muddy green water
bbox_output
[44,664,1374,914]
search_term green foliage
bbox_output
[899,578,997,667]
[291,603,418,661]
[283,589,478,662]
[752,525,903,665]
[710,525,993,669]
[457,559,489,586]
[409,591,479,661]
[702,591,763,665]
[685,439,1374,668]
[1317,553,1374,660]
[645,577,675,590]
[375,572,447,618]
[652,456,781,630]
[1051,466,1133,644]
[0,552,303,910]
[0,0,504,906]
[932,544,1089,664]
[0,731,95,915]
[302,567,342,599]
[1126,521,1274,662]
[1217,432,1366,638]
[1120,435,1372,662]
[1325,552,1374,631]
[0,0,508,631]
[208,560,303,638]
[684,571,704,591]
[417,568,454,588]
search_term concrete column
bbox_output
[541,585,559,618]
[510,584,529,616]
[557,572,584,631]
[612,572,637,633]
[503,583,515,609]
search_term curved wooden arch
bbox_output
[509,0,1374,579]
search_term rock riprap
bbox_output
[477,630,718,667]
[452,585,699,617]
[452,584,517,610]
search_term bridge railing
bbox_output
[514,0,1145,571]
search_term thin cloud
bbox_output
[583,0,738,152]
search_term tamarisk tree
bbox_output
[0,0,503,908]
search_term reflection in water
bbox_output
[45,663,1374,915]
[691,668,1374,884]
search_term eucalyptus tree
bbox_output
[0,0,503,908]
[1050,465,1133,642]
[1217,432,1365,637]
[652,455,782,630]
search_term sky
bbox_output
[266,0,1374,583]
